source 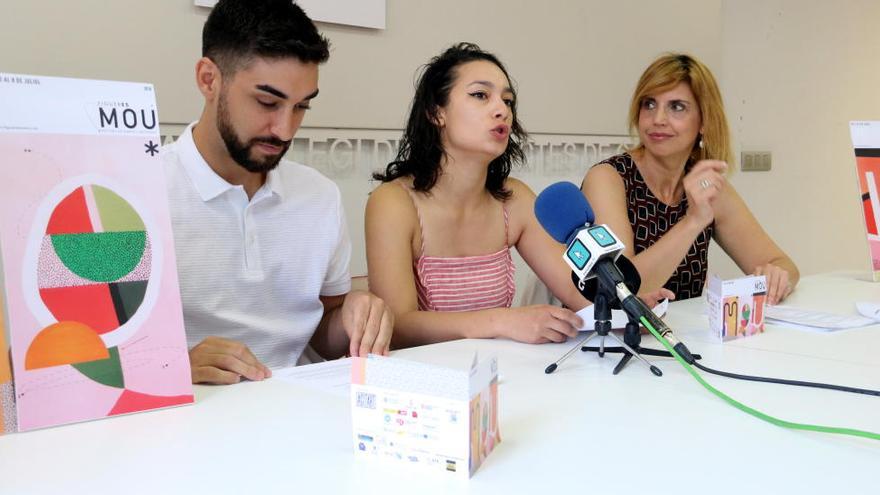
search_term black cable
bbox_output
[692,360,880,397]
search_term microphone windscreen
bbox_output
[534,181,595,243]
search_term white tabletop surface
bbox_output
[2,271,879,494]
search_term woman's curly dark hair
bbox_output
[373,43,527,200]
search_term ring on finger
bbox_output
[699,178,712,190]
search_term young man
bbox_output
[162,0,393,384]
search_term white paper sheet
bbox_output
[856,302,880,322]
[765,305,877,332]
[273,358,352,398]
[576,298,668,331]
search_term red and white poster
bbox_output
[850,121,880,282]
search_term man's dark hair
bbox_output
[203,0,330,75]
[373,43,526,201]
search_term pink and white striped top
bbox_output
[415,247,516,312]
[401,183,516,312]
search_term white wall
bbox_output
[713,0,880,279]
[0,1,721,132]
[5,0,873,284]
[314,0,721,134]
[0,0,722,283]
[0,1,205,123]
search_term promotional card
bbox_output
[707,274,767,341]
[350,353,500,479]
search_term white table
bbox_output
[2,272,879,494]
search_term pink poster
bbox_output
[0,73,193,431]
[850,121,880,282]
[1,291,15,434]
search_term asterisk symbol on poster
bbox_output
[144,140,159,156]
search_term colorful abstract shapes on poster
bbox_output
[25,321,109,369]
[90,185,146,233]
[863,197,877,235]
[854,151,880,277]
[850,123,880,280]
[72,346,124,389]
[1,76,194,433]
[45,186,95,235]
[0,296,10,383]
[37,184,151,334]
[855,153,880,236]
[108,389,194,416]
[1,292,16,434]
[0,382,12,434]
[51,231,145,282]
[39,284,122,335]
[39,281,148,335]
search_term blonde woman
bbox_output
[581,54,798,303]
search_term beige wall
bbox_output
[3,0,876,279]
[1,1,205,123]
[712,0,880,278]
[0,0,721,131]
[315,0,722,134]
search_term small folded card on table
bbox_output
[706,274,767,341]
[350,353,499,478]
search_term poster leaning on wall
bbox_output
[0,73,193,432]
[850,121,880,282]
[1,290,15,434]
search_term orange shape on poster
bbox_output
[25,321,109,370]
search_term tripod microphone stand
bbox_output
[580,317,701,375]
[544,273,663,376]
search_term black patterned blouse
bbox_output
[595,152,714,300]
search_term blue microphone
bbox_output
[534,181,695,364]
[533,181,595,244]
[535,182,626,284]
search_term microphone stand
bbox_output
[581,317,701,375]
[544,275,663,376]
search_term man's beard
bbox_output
[216,93,291,173]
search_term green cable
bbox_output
[639,316,880,442]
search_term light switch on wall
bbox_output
[741,151,771,171]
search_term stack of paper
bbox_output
[765,306,877,332]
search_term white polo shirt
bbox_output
[162,123,351,369]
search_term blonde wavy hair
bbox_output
[628,53,732,165]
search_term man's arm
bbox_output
[309,291,394,360]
